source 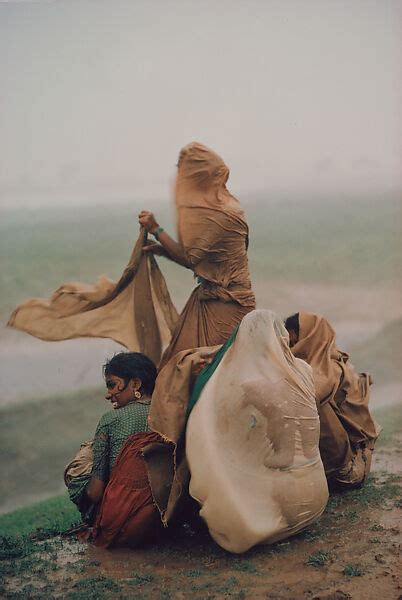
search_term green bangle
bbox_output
[152,226,164,240]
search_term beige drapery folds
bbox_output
[186,310,328,553]
[142,345,220,525]
[291,312,380,487]
[7,228,178,366]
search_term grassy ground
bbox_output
[0,474,400,599]
[0,403,401,599]
[0,387,105,513]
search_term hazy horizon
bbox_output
[1,0,401,207]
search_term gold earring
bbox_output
[134,390,142,399]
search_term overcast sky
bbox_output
[1,0,401,205]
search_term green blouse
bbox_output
[91,401,150,482]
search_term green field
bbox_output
[1,193,400,320]
[0,387,105,514]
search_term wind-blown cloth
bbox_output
[159,142,255,368]
[7,228,178,365]
[291,312,381,488]
[186,309,329,554]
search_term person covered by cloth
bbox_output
[284,312,381,489]
[138,142,256,369]
[65,352,165,548]
[185,309,329,553]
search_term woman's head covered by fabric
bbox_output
[191,308,317,428]
[233,309,313,395]
[175,142,243,216]
[288,311,341,404]
[103,352,157,396]
[177,142,229,190]
[288,312,338,363]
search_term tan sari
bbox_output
[159,142,255,368]
[291,312,380,488]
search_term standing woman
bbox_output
[139,142,256,368]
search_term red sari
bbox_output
[93,431,163,548]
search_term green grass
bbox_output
[66,575,122,600]
[326,473,401,511]
[128,572,157,586]
[306,550,331,567]
[0,494,78,539]
[343,564,364,577]
[0,494,79,565]
[232,560,259,573]
[0,386,105,511]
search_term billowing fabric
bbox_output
[93,431,163,548]
[160,288,249,368]
[7,229,178,365]
[143,345,220,524]
[291,312,380,488]
[186,309,329,554]
[159,142,255,368]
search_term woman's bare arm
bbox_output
[138,210,190,268]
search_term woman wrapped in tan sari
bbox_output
[285,312,381,489]
[139,142,255,369]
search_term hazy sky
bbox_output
[1,0,401,204]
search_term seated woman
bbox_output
[65,352,164,548]
[284,312,380,489]
[184,309,329,553]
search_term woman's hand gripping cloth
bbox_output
[291,312,381,488]
[7,228,178,365]
[185,309,329,554]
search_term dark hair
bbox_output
[103,352,157,396]
[284,313,299,336]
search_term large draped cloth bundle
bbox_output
[7,229,178,365]
[185,309,329,553]
[291,312,380,488]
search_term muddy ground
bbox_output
[1,437,401,600]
